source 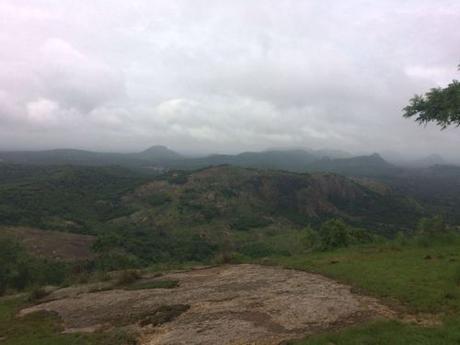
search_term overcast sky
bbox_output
[0,0,459,159]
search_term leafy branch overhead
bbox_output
[403,65,460,128]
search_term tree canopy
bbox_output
[403,67,460,128]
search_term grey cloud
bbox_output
[0,0,459,160]
[37,38,126,112]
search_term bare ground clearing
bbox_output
[20,264,423,345]
[0,226,95,261]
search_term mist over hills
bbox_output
[0,145,182,168]
[0,145,456,174]
[410,154,448,168]
[2,145,458,225]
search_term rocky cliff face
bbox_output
[123,165,421,231]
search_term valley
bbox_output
[1,158,460,344]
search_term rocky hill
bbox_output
[117,165,422,237]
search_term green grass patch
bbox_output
[289,318,460,345]
[268,239,460,344]
[275,242,460,313]
[0,296,137,345]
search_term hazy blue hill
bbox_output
[311,148,352,159]
[130,145,183,161]
[167,149,326,172]
[0,149,141,166]
[1,148,458,200]
[307,153,402,177]
[386,164,460,223]
[0,147,400,178]
[411,154,447,168]
[0,146,184,168]
[166,151,403,178]
[231,149,319,171]
[264,147,352,159]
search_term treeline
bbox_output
[1,215,456,296]
[0,164,146,233]
[0,238,69,295]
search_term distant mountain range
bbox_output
[3,145,458,224]
[0,145,183,168]
[0,146,456,178]
[410,154,447,168]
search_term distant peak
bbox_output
[137,145,182,160]
[141,145,170,153]
[413,153,446,167]
[351,153,391,166]
[369,153,384,160]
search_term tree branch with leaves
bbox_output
[403,65,460,129]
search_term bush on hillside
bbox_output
[94,250,141,271]
[145,193,172,207]
[116,270,142,286]
[417,215,447,236]
[319,219,350,250]
[230,214,272,231]
[454,265,460,286]
[0,238,70,295]
[27,286,50,302]
[301,226,320,249]
[240,242,272,258]
[348,227,380,244]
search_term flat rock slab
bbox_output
[20,264,395,345]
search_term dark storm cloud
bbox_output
[0,0,459,160]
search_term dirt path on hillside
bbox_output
[20,264,400,345]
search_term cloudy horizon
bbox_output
[1,1,459,160]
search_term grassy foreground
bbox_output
[0,296,136,345]
[2,237,460,344]
[273,237,460,344]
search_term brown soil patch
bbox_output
[20,264,408,344]
[0,226,95,261]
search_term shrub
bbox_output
[301,226,320,250]
[417,215,446,236]
[27,286,50,302]
[94,250,141,271]
[214,251,235,264]
[394,231,409,246]
[106,329,138,345]
[145,193,171,207]
[0,238,23,294]
[230,214,272,231]
[349,227,378,244]
[454,265,460,286]
[167,172,189,185]
[0,238,69,294]
[74,272,91,284]
[240,242,272,258]
[116,270,142,286]
[319,219,350,250]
